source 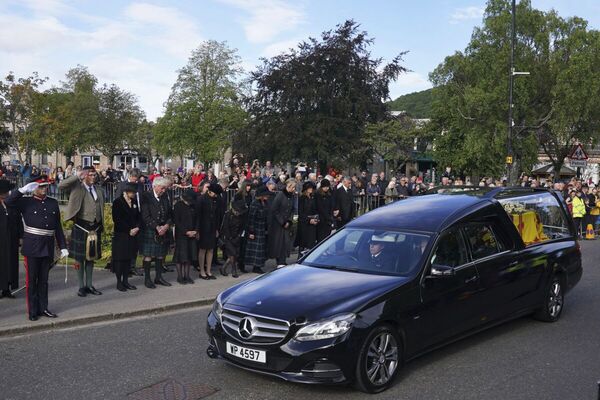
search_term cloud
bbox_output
[388,72,431,100]
[261,38,302,57]
[450,6,484,24]
[124,2,203,58]
[219,0,305,43]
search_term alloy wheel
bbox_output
[548,280,563,318]
[365,332,399,385]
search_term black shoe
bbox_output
[177,277,186,285]
[219,264,228,276]
[232,272,239,278]
[252,267,265,274]
[207,274,217,280]
[185,277,195,284]
[162,265,174,273]
[123,283,137,290]
[199,274,209,280]
[1,290,15,298]
[154,278,172,287]
[29,315,39,321]
[87,286,102,295]
[42,310,58,318]
[117,283,127,292]
[145,280,156,289]
[77,288,87,297]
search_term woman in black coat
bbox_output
[297,181,318,252]
[267,179,295,265]
[315,179,335,242]
[111,182,141,292]
[196,183,222,280]
[234,181,252,272]
[219,199,248,278]
[173,189,198,284]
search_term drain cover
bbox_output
[128,379,218,400]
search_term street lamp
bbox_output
[506,0,530,185]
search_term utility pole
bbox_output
[506,0,516,185]
[506,0,529,185]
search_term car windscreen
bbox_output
[302,228,431,276]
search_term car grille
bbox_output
[221,307,290,345]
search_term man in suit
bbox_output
[59,166,105,297]
[4,176,68,321]
[140,177,173,288]
[333,176,355,228]
[366,234,395,271]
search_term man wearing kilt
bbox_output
[140,177,173,288]
[244,186,270,274]
[59,166,104,297]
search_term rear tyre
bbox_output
[533,276,564,322]
[354,325,403,394]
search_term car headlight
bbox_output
[212,295,223,322]
[294,313,356,341]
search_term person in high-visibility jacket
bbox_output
[570,190,586,238]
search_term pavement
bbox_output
[1,241,599,399]
[0,256,287,337]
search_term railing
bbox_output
[0,176,406,216]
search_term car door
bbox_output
[416,226,482,350]
[462,222,530,321]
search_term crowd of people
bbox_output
[1,157,599,321]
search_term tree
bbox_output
[155,40,247,163]
[241,20,407,167]
[0,72,47,164]
[363,115,430,171]
[96,84,145,157]
[387,89,433,118]
[58,65,101,160]
[429,0,600,178]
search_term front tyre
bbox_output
[354,325,402,394]
[534,276,564,322]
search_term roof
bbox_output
[531,163,577,176]
[347,194,490,233]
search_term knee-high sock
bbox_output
[85,261,94,287]
[143,260,152,283]
[155,258,163,280]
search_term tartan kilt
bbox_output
[244,233,267,268]
[69,225,102,263]
[140,228,169,257]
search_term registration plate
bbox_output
[226,342,266,363]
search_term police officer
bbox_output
[4,176,68,321]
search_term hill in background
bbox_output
[387,88,432,118]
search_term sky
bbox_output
[1,0,599,121]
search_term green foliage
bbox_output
[0,72,47,164]
[155,40,247,163]
[429,0,600,177]
[387,89,432,118]
[239,20,407,168]
[363,116,430,170]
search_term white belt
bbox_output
[23,221,55,237]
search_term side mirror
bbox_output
[430,264,455,277]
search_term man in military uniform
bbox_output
[59,166,104,297]
[4,176,68,321]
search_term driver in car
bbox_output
[367,234,395,270]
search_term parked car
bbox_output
[206,187,582,393]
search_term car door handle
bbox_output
[464,276,478,284]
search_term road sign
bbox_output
[569,144,588,160]
[570,159,588,168]
[505,156,513,164]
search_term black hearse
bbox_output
[206,187,582,393]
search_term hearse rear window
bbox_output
[497,192,571,246]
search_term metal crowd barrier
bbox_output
[0,176,407,216]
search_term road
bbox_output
[1,241,600,400]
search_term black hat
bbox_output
[302,181,316,192]
[208,183,223,195]
[320,179,330,188]
[123,182,138,193]
[182,188,196,202]
[255,186,270,198]
[0,179,15,195]
[82,165,96,171]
